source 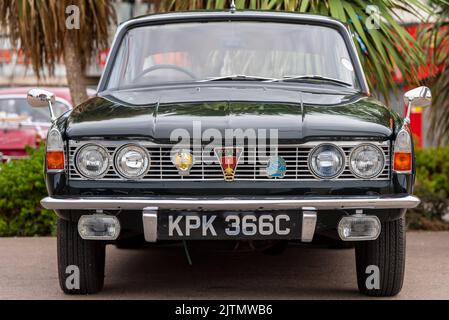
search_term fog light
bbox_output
[338,215,381,241]
[78,214,120,240]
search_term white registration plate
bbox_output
[158,212,301,240]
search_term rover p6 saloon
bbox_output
[29,10,431,296]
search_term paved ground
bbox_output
[0,231,448,299]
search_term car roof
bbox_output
[127,10,345,26]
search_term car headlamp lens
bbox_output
[309,144,345,179]
[115,145,150,179]
[350,144,385,178]
[76,144,109,179]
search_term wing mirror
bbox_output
[403,86,432,124]
[27,88,57,121]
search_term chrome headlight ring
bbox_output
[75,144,110,179]
[349,143,385,179]
[308,143,346,179]
[114,144,151,180]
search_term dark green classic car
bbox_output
[28,10,431,296]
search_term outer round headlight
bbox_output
[76,144,110,179]
[309,144,345,179]
[350,144,385,178]
[115,144,150,179]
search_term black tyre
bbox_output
[57,218,106,294]
[355,217,406,297]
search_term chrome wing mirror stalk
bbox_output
[403,86,432,125]
[27,88,57,122]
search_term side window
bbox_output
[52,101,71,118]
[28,100,70,121]
[0,98,47,122]
[0,98,70,123]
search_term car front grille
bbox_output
[68,140,390,182]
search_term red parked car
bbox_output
[0,87,94,162]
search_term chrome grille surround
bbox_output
[68,140,390,181]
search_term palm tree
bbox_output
[421,0,449,145]
[157,0,429,102]
[0,0,115,106]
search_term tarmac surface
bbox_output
[0,231,448,299]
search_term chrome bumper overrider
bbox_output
[41,195,420,211]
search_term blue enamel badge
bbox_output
[266,156,287,178]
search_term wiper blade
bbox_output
[197,75,276,82]
[266,75,352,87]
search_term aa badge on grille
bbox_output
[171,149,193,176]
[214,147,243,182]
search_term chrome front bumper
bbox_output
[41,195,420,211]
[43,195,419,243]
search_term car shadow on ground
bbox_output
[102,242,363,299]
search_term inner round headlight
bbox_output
[350,144,385,178]
[309,144,345,179]
[115,144,150,179]
[76,144,110,179]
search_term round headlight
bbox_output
[350,144,385,178]
[115,144,150,179]
[309,144,345,179]
[76,144,110,179]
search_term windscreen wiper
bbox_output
[197,75,276,82]
[265,75,352,87]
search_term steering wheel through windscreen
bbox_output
[134,64,197,83]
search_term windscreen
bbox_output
[106,21,359,90]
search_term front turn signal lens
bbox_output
[47,151,65,170]
[46,128,65,171]
[393,152,412,172]
[393,127,412,173]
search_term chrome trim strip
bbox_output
[142,208,158,242]
[301,209,317,242]
[41,195,420,211]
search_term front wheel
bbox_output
[57,218,106,294]
[355,217,406,297]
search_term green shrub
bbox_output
[0,145,56,236]
[408,145,449,230]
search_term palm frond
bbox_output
[0,0,116,78]
[157,0,429,103]
[428,67,449,145]
[419,0,449,145]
